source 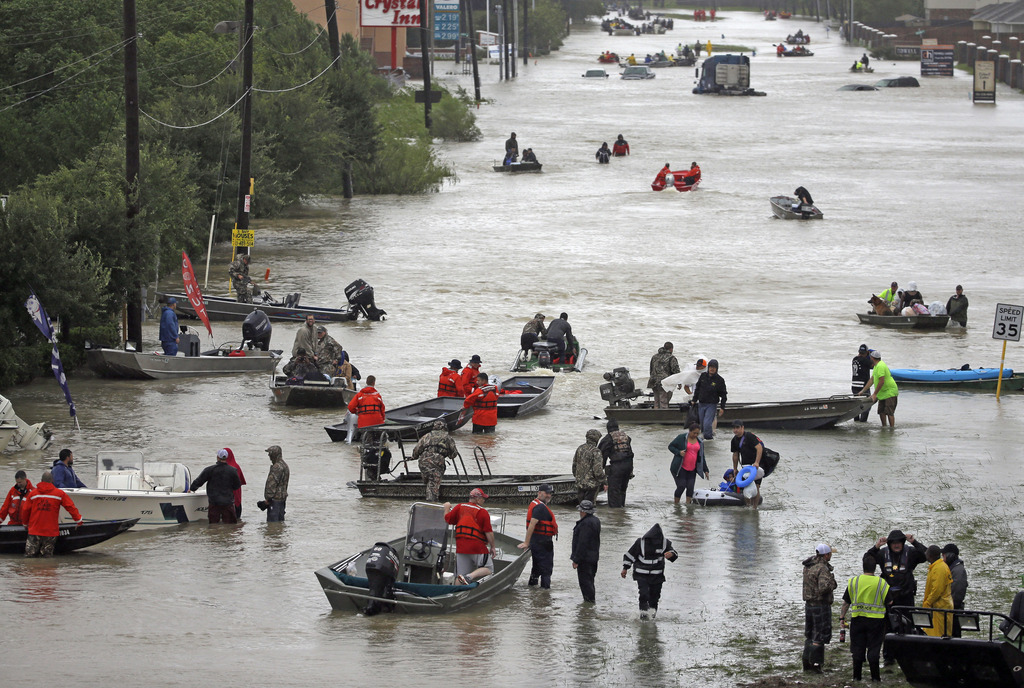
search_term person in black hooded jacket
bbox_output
[864,529,928,663]
[621,523,677,619]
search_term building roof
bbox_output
[971,0,1024,23]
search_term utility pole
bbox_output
[124,0,142,350]
[234,0,254,255]
[324,0,352,198]
[496,4,504,80]
[522,0,528,65]
[510,0,517,77]
[466,0,481,101]
[419,0,432,129]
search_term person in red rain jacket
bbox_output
[0,470,33,525]
[612,134,630,156]
[437,359,465,397]
[20,470,82,557]
[463,373,499,434]
[682,162,701,185]
[348,375,386,428]
[460,355,484,393]
[653,163,671,189]
[222,448,247,519]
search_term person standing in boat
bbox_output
[851,344,874,422]
[444,488,498,585]
[348,375,386,428]
[691,359,726,439]
[942,543,969,637]
[159,297,179,356]
[520,314,547,360]
[621,523,678,620]
[545,312,574,364]
[572,429,607,505]
[292,314,316,358]
[437,359,465,397]
[839,554,892,683]
[570,500,601,603]
[793,186,814,209]
[263,445,289,523]
[612,134,630,156]
[945,285,968,328]
[518,483,558,589]
[861,52,870,68]
[411,419,458,502]
[504,132,519,163]
[648,342,680,409]
[801,544,838,673]
[864,529,928,665]
[228,253,253,303]
[595,143,611,164]
[460,354,484,392]
[599,419,634,508]
[463,373,499,434]
[858,350,897,427]
[20,470,82,558]
[0,470,34,525]
[51,449,86,489]
[188,449,242,524]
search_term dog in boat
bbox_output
[868,295,894,316]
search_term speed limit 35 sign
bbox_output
[993,303,1023,342]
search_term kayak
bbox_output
[890,367,1014,382]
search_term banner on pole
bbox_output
[182,252,214,338]
[232,229,255,247]
[24,291,76,418]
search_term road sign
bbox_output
[992,303,1023,342]
[232,229,255,248]
[973,61,996,103]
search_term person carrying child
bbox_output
[621,523,677,620]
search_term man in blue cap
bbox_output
[159,297,179,356]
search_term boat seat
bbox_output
[145,462,190,493]
[532,341,558,353]
[99,472,146,490]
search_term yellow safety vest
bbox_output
[848,574,889,619]
[880,288,896,304]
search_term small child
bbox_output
[621,523,677,620]
[720,469,741,493]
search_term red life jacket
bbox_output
[463,385,498,427]
[526,498,558,537]
[1,480,34,526]
[460,365,480,393]
[348,387,386,427]
[444,503,490,553]
[437,368,462,397]
[21,481,81,537]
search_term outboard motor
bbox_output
[345,279,387,321]
[362,542,400,616]
[178,325,201,357]
[241,310,272,351]
[600,367,640,406]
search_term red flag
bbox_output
[181,251,213,338]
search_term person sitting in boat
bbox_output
[644,54,653,63]
[795,29,804,38]
[282,348,326,382]
[521,148,538,164]
[612,134,630,156]
[899,282,925,310]
[312,325,347,381]
[654,163,671,188]
[596,143,611,164]
[627,53,637,65]
[852,60,862,71]
[682,161,701,185]
[793,186,814,209]
[228,253,253,303]
[719,469,741,494]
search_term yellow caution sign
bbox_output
[232,229,255,247]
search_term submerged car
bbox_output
[621,65,655,80]
[874,76,920,88]
[582,69,610,78]
[838,84,878,91]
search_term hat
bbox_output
[166,297,177,305]
[296,347,308,356]
[578,500,596,514]
[534,313,545,319]
[859,344,869,353]
[469,355,483,364]
[315,325,327,333]
[606,419,619,432]
[470,487,489,499]
[908,281,917,291]
[731,420,744,428]
[216,449,229,460]
[695,357,707,368]
[448,359,462,370]
[816,544,832,555]
[265,445,282,459]
[942,543,960,556]
[538,483,554,494]
[869,350,881,359]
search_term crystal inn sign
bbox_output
[362,0,422,26]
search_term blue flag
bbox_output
[25,291,77,418]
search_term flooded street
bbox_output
[4,10,1024,686]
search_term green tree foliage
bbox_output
[430,86,482,142]
[529,0,570,51]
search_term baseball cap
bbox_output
[869,350,881,359]
[167,297,177,305]
[731,420,744,428]
[859,344,869,353]
[216,449,229,460]
[538,483,554,493]
[470,487,489,499]
[816,544,832,555]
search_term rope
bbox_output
[139,88,249,130]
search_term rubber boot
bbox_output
[853,660,863,680]
[869,660,881,682]
[802,640,813,671]
[810,643,825,673]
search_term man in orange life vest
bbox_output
[437,359,464,398]
[20,470,82,557]
[460,354,483,392]
[348,375,386,428]
[444,488,497,584]
[1,470,34,525]
[517,483,558,588]
[463,373,499,434]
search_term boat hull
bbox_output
[270,376,356,407]
[770,195,823,219]
[511,345,587,373]
[0,518,139,554]
[857,313,951,329]
[325,397,474,442]
[355,473,578,504]
[604,395,873,430]
[493,162,543,173]
[494,376,555,418]
[87,348,281,380]
[158,292,361,323]
[60,489,211,529]
[890,370,1024,391]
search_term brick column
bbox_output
[998,54,1009,83]
[1009,37,1020,62]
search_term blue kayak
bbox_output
[890,367,1014,382]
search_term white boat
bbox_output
[61,451,210,529]
[0,393,53,452]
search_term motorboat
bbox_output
[770,195,824,220]
[324,396,474,443]
[0,518,139,554]
[850,65,875,73]
[86,311,282,380]
[596,52,619,63]
[0,394,52,452]
[160,278,386,322]
[351,434,576,504]
[889,367,1024,391]
[492,161,543,173]
[61,451,210,529]
[785,34,811,44]
[857,312,950,329]
[510,338,587,373]
[886,605,1024,688]
[314,502,531,614]
[492,375,555,418]
[652,171,700,192]
[599,368,872,430]
[269,373,357,407]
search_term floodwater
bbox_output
[3,11,1024,687]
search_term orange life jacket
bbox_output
[348,387,386,427]
[460,365,481,393]
[463,385,498,427]
[437,368,462,397]
[526,498,558,537]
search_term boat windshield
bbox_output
[96,451,145,479]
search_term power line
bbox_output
[0,36,132,93]
[139,88,249,129]
[253,54,340,93]
[260,25,326,56]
